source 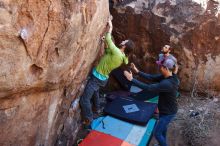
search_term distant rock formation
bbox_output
[111,0,220,92]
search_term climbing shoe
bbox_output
[82,119,92,130]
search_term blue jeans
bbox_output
[80,75,107,121]
[154,114,176,146]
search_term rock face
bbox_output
[0,0,109,145]
[110,0,220,92]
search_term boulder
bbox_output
[110,0,220,92]
[0,0,109,145]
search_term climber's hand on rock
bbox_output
[109,15,113,21]
[107,19,113,33]
[108,19,112,27]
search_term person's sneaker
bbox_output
[96,109,103,115]
[93,109,105,119]
[94,107,105,116]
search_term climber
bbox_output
[79,17,135,128]
[124,58,180,146]
[157,45,177,66]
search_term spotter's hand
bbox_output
[131,63,139,74]
[124,70,133,81]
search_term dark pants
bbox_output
[154,114,175,146]
[111,67,132,91]
[80,75,107,121]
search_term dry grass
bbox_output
[176,71,220,146]
[179,68,219,145]
[179,96,218,146]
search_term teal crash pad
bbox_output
[91,116,157,146]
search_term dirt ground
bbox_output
[151,92,220,146]
[75,92,220,146]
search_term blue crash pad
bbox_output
[104,98,157,125]
[91,116,157,146]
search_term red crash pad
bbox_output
[79,130,134,146]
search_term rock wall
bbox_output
[110,0,220,92]
[0,0,109,145]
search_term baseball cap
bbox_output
[156,58,175,69]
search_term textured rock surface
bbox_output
[110,0,220,92]
[0,0,109,145]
